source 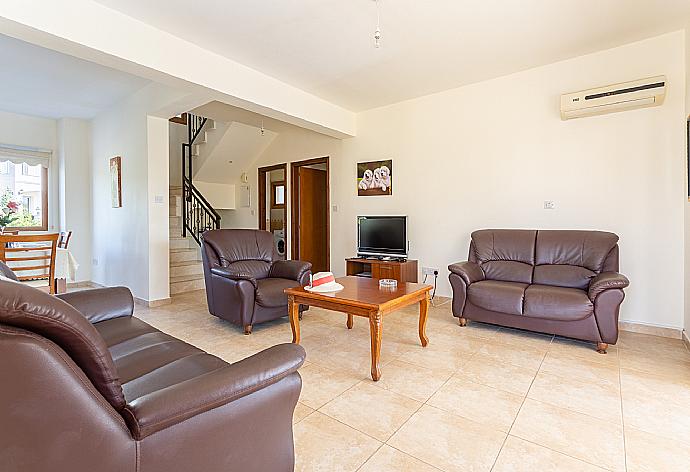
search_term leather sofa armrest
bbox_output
[588,272,629,300]
[56,287,134,323]
[124,343,306,440]
[0,261,18,281]
[210,266,258,288]
[269,260,312,283]
[448,261,484,285]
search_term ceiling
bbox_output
[94,0,690,112]
[0,34,149,119]
[194,121,277,183]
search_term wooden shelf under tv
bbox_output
[345,258,418,283]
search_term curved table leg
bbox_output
[419,293,430,347]
[369,312,382,381]
[288,295,301,344]
[347,313,354,329]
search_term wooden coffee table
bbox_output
[285,276,432,381]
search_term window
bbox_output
[1,162,48,230]
[271,181,285,209]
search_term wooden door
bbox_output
[297,167,328,272]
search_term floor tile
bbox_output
[494,327,554,350]
[363,359,453,402]
[625,427,690,472]
[388,405,506,472]
[511,399,625,472]
[457,354,537,395]
[298,363,364,409]
[550,337,619,365]
[427,375,523,432]
[293,402,314,424]
[539,350,620,389]
[293,412,381,472]
[621,379,690,445]
[527,371,622,423]
[476,340,546,371]
[319,382,422,441]
[358,445,440,472]
[493,436,607,472]
[619,348,690,379]
[397,338,472,371]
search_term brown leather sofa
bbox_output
[449,229,629,353]
[0,278,306,472]
[201,229,311,334]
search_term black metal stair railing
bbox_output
[181,113,221,245]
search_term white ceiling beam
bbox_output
[0,0,355,138]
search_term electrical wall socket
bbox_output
[92,258,99,266]
[422,267,438,276]
[543,200,556,209]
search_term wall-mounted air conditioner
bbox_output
[560,76,666,120]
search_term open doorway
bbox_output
[258,163,288,260]
[291,157,329,272]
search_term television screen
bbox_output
[357,216,407,257]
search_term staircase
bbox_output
[169,186,205,295]
[166,112,222,296]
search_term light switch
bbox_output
[332,204,339,212]
[154,195,164,204]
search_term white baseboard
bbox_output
[135,297,172,308]
[618,321,682,340]
[682,330,690,350]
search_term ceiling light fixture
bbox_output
[373,0,382,48]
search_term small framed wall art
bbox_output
[357,159,392,196]
[110,156,122,208]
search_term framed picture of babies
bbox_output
[357,159,392,196]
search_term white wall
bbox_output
[684,26,690,336]
[57,118,91,281]
[330,31,686,329]
[168,121,186,186]
[221,125,341,251]
[91,84,182,301]
[146,116,170,301]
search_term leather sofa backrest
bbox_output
[0,280,126,410]
[533,230,619,289]
[202,229,275,279]
[470,229,537,284]
[469,229,619,290]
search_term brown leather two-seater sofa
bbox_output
[0,273,305,472]
[449,229,629,353]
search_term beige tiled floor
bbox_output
[136,290,690,472]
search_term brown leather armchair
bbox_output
[0,280,305,472]
[449,229,629,353]
[201,229,312,334]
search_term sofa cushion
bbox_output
[533,230,618,289]
[94,317,227,403]
[255,277,301,308]
[470,230,536,284]
[523,284,593,321]
[467,280,528,315]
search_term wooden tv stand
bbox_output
[345,257,418,283]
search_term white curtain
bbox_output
[0,143,52,167]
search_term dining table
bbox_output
[8,242,79,294]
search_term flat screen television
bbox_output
[357,216,407,258]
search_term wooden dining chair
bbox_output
[58,231,72,249]
[0,233,59,294]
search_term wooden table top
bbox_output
[285,276,432,310]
